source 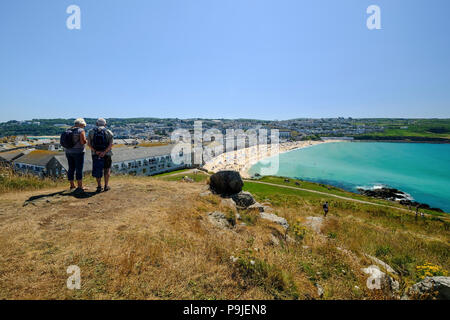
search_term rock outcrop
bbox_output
[364,254,397,275]
[231,191,256,208]
[207,211,232,229]
[220,198,237,213]
[406,276,450,300]
[259,212,289,229]
[357,187,443,212]
[209,171,244,196]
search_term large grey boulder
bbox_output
[209,171,243,196]
[231,191,256,208]
[407,276,450,300]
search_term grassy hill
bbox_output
[0,170,448,299]
[354,119,450,142]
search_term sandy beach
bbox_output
[203,139,345,178]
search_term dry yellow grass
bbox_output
[0,175,447,300]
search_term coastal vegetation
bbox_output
[0,167,64,194]
[0,169,448,299]
[354,118,450,142]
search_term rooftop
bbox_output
[14,150,60,166]
[0,149,30,162]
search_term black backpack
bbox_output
[92,128,108,151]
[60,128,76,149]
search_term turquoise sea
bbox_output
[248,142,450,212]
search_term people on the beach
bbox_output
[62,118,87,191]
[323,201,329,217]
[88,118,114,192]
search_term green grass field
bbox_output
[244,176,448,216]
[355,119,450,141]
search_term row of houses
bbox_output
[1,145,191,178]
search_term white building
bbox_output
[109,145,190,176]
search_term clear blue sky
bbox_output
[1,0,449,122]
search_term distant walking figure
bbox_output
[323,201,329,217]
[88,118,114,192]
[61,118,87,192]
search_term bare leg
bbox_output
[104,168,111,188]
[96,177,102,188]
[69,180,76,189]
[77,180,83,189]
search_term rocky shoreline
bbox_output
[357,187,444,213]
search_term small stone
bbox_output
[199,190,212,197]
[270,234,280,246]
[315,283,324,298]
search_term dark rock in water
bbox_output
[209,171,244,196]
[357,187,408,201]
[232,191,256,208]
[358,187,444,212]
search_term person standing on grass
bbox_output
[323,201,329,217]
[62,118,87,192]
[88,118,114,192]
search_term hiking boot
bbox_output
[103,186,111,192]
[96,186,102,193]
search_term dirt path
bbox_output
[244,180,415,213]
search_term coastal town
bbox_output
[1,117,449,180]
[0,117,385,145]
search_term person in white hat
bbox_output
[63,118,87,191]
[87,118,114,192]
